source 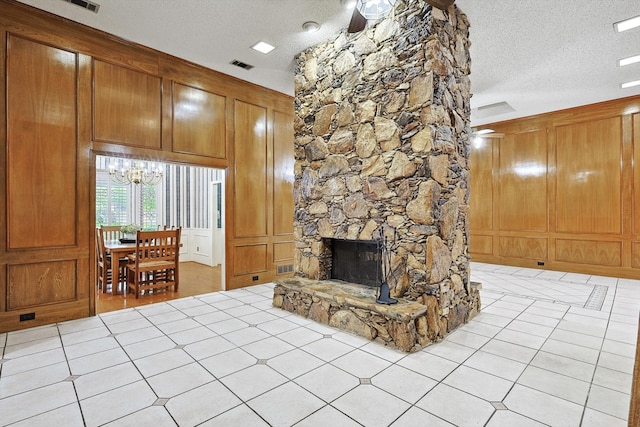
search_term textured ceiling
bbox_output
[15,0,640,126]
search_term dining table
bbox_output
[103,239,138,260]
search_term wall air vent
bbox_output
[61,0,100,13]
[277,264,294,275]
[231,60,254,70]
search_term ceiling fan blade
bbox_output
[425,0,455,9]
[347,7,367,33]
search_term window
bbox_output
[140,183,159,229]
[96,175,130,226]
[96,156,162,229]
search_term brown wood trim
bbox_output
[631,314,640,426]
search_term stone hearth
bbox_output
[274,277,482,352]
[274,0,480,351]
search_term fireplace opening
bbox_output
[329,238,382,287]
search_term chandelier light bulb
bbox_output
[356,0,396,20]
[109,159,164,186]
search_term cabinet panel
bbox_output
[632,242,640,269]
[470,234,492,255]
[7,35,77,248]
[173,83,226,158]
[8,260,77,310]
[93,59,161,148]
[274,241,294,262]
[556,239,621,267]
[273,110,294,236]
[499,130,547,232]
[234,244,268,275]
[234,101,268,238]
[469,137,493,230]
[556,117,622,234]
[499,237,547,260]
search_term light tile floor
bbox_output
[0,262,638,426]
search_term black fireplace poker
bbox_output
[376,234,398,305]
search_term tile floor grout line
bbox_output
[475,268,625,424]
[578,278,628,426]
[1,267,637,426]
[196,302,361,426]
[99,310,177,426]
[125,299,276,427]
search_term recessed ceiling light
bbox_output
[251,41,275,54]
[619,54,640,67]
[614,15,640,32]
[621,80,640,89]
[474,129,495,135]
[302,21,321,32]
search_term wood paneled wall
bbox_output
[226,103,295,288]
[0,0,294,332]
[470,95,640,278]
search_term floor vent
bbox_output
[277,264,293,275]
[61,0,100,13]
[584,285,608,310]
[231,60,254,70]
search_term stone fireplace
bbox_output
[273,0,481,352]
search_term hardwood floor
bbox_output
[96,262,223,313]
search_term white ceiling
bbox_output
[16,0,640,126]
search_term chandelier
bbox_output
[108,159,164,185]
[356,0,396,19]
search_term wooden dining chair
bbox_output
[126,229,180,298]
[96,227,127,293]
[101,225,123,242]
